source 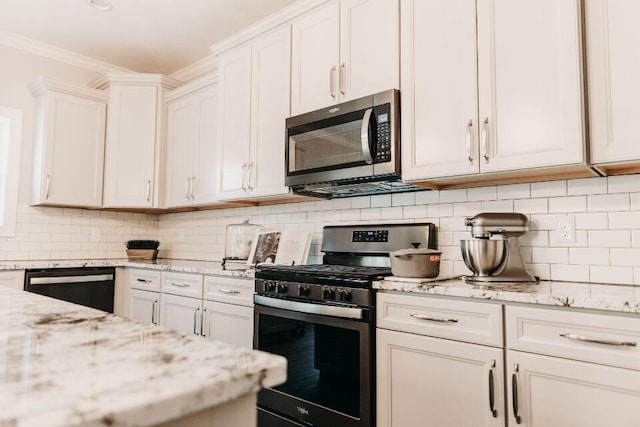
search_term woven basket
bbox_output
[126,249,158,261]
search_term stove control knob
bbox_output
[338,289,352,302]
[264,281,276,292]
[322,287,335,300]
[298,285,311,297]
[276,283,288,294]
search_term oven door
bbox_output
[254,297,372,427]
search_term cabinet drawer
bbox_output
[161,271,203,299]
[129,269,161,292]
[506,305,640,371]
[203,275,254,307]
[377,292,503,347]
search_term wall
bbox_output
[158,175,640,286]
[0,45,158,260]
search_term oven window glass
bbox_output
[257,313,361,418]
[289,118,367,173]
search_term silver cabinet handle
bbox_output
[330,66,336,99]
[466,120,474,164]
[488,359,497,418]
[247,162,254,191]
[185,177,191,200]
[190,176,196,200]
[410,313,459,323]
[218,288,240,294]
[339,63,346,96]
[145,179,151,202]
[170,282,189,288]
[193,307,200,335]
[241,163,248,191]
[512,363,521,424]
[151,299,157,325]
[360,108,374,164]
[45,174,51,200]
[137,278,152,283]
[481,118,490,163]
[559,332,637,347]
[200,308,206,337]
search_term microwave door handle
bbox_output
[360,107,374,164]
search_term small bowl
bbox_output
[460,239,507,276]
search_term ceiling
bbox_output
[0,0,297,74]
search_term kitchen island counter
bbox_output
[0,287,286,427]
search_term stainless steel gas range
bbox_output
[254,223,436,427]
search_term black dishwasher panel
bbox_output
[24,267,115,313]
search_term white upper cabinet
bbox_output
[291,0,399,115]
[402,0,585,182]
[217,26,292,201]
[165,75,219,208]
[586,0,640,169]
[93,73,182,209]
[29,78,107,208]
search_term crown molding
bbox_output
[28,77,109,103]
[89,73,183,90]
[170,54,219,83]
[210,0,332,56]
[166,72,219,102]
[0,29,131,74]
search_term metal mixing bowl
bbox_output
[460,239,507,276]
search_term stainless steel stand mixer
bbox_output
[460,212,538,283]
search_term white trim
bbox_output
[170,55,219,83]
[165,72,219,102]
[210,0,333,56]
[0,29,130,74]
[0,105,23,238]
[28,77,109,102]
[89,72,183,90]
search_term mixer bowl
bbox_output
[460,239,508,276]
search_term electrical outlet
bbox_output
[554,215,576,243]
[90,228,102,242]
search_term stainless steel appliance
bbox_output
[254,223,436,427]
[285,89,424,198]
[24,267,115,312]
[460,212,538,283]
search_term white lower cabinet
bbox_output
[202,300,253,348]
[129,288,160,325]
[377,329,504,427]
[0,270,24,290]
[507,350,640,427]
[159,293,203,336]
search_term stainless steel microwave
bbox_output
[285,89,402,196]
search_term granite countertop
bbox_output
[0,259,255,278]
[0,288,286,427]
[374,277,640,314]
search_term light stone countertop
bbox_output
[0,287,286,427]
[0,258,255,278]
[374,277,640,314]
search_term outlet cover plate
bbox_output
[553,215,576,245]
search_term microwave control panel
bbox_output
[375,109,392,163]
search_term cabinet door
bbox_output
[40,91,106,207]
[507,350,640,427]
[477,0,585,172]
[249,26,292,199]
[587,0,640,164]
[377,328,505,427]
[400,0,479,181]
[203,300,253,348]
[339,0,399,101]
[291,2,340,115]
[103,85,158,208]
[217,45,252,200]
[159,293,202,336]
[192,84,219,205]
[165,96,196,208]
[129,289,159,325]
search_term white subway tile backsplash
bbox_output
[569,248,609,266]
[380,207,404,220]
[531,247,568,264]
[497,183,530,200]
[415,190,439,204]
[567,177,608,195]
[610,248,640,266]
[548,196,586,213]
[608,175,640,193]
[550,264,590,282]
[453,202,482,217]
[403,205,427,219]
[514,198,548,214]
[588,194,630,212]
[481,199,513,213]
[467,186,497,202]
[531,181,567,198]
[332,198,352,210]
[588,230,631,248]
[392,192,416,206]
[371,194,392,208]
[608,211,640,229]
[439,189,467,203]
[427,203,453,218]
[590,266,634,285]
[574,212,608,230]
[360,208,381,221]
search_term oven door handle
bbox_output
[254,295,363,320]
[360,107,374,165]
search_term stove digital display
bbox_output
[352,230,389,242]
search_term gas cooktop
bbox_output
[256,263,391,278]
